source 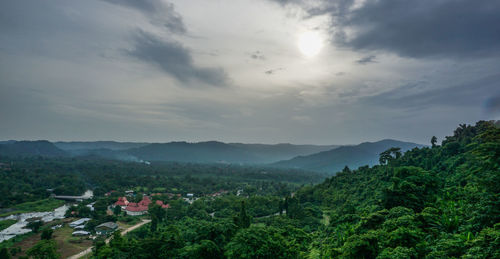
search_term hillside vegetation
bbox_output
[294,120,499,258]
[87,120,499,258]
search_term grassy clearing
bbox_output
[53,225,93,258]
[0,199,65,217]
[0,219,17,231]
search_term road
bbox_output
[66,219,151,259]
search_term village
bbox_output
[64,189,229,237]
[0,188,232,258]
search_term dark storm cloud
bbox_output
[356,55,376,65]
[364,73,500,110]
[101,0,186,34]
[271,0,500,59]
[127,30,227,86]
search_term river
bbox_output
[0,205,69,242]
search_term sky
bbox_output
[1,0,499,145]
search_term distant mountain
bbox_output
[64,148,142,162]
[271,139,425,173]
[54,141,148,151]
[227,143,339,163]
[127,141,260,163]
[126,141,338,164]
[0,140,340,163]
[0,140,68,157]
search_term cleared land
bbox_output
[0,199,65,217]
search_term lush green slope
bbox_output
[85,121,498,259]
[272,139,424,173]
[294,120,499,258]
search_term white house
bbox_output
[69,218,91,228]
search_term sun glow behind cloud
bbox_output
[298,31,323,58]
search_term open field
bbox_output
[0,199,65,217]
[8,223,92,259]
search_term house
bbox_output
[138,196,152,207]
[114,197,129,209]
[86,202,95,211]
[124,196,151,216]
[95,222,118,235]
[155,200,170,209]
[186,193,194,198]
[72,230,90,236]
[69,218,91,228]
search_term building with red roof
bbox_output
[116,195,169,216]
[114,197,129,209]
[125,202,148,216]
[155,200,170,209]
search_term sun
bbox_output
[298,31,323,58]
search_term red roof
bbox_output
[139,196,151,207]
[155,200,170,209]
[125,202,148,212]
[125,196,152,212]
[115,197,129,206]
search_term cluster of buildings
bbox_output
[70,218,91,236]
[69,218,118,236]
[114,195,169,216]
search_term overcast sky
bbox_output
[1,0,499,145]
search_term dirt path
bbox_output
[66,219,151,259]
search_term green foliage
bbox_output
[113,204,121,216]
[377,246,417,259]
[341,231,379,259]
[233,201,251,229]
[26,240,60,259]
[0,247,11,259]
[297,121,500,258]
[41,228,53,240]
[26,221,43,233]
[5,121,500,258]
[224,225,298,259]
[0,219,16,231]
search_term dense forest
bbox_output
[87,121,499,258]
[0,158,321,208]
[1,121,498,258]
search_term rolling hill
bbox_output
[0,140,68,157]
[126,141,339,164]
[271,139,425,173]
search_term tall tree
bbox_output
[233,201,251,228]
[0,248,10,259]
[431,136,437,147]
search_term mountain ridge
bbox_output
[271,139,426,173]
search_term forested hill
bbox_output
[54,141,149,151]
[0,140,67,157]
[2,140,338,164]
[272,139,424,173]
[126,141,338,164]
[291,120,499,258]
